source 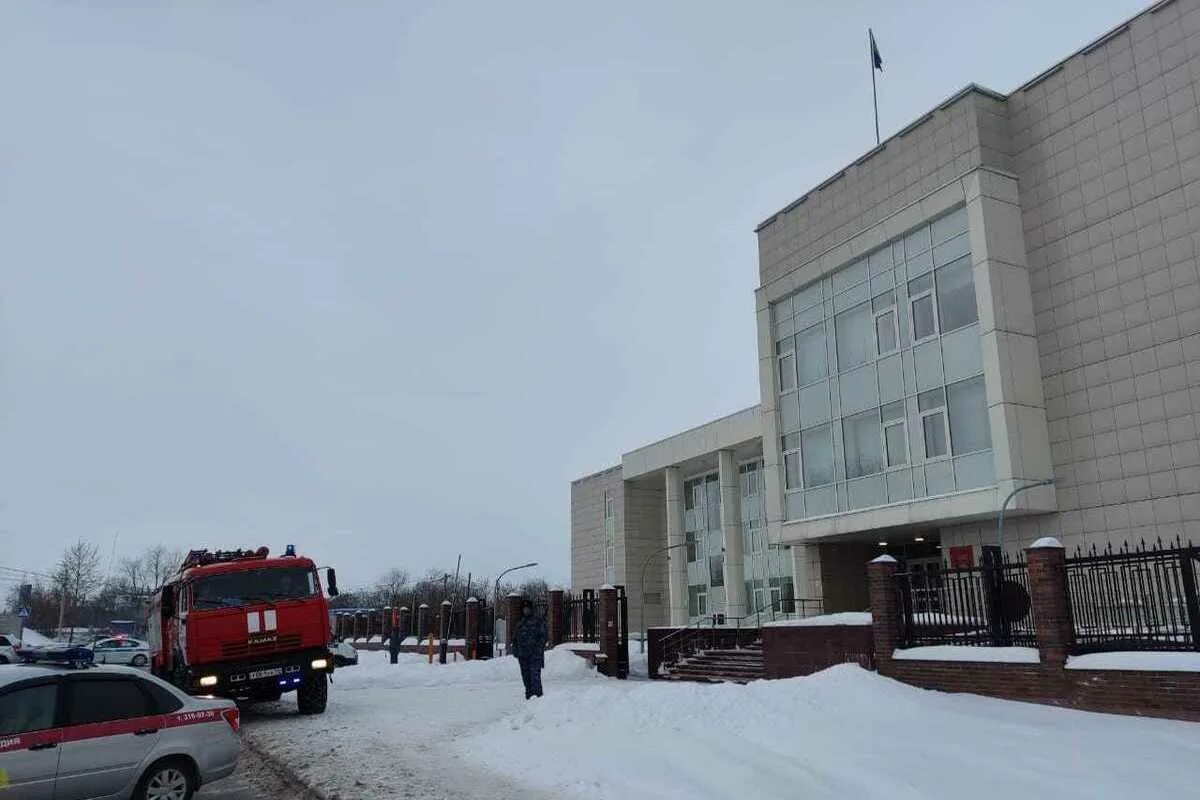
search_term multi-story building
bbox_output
[573,0,1200,630]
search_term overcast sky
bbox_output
[0,1,1146,591]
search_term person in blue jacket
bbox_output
[513,599,547,699]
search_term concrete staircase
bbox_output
[661,644,765,684]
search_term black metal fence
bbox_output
[565,589,598,643]
[1066,538,1200,653]
[897,546,1037,648]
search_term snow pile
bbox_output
[893,646,1040,663]
[1067,651,1200,672]
[764,612,872,627]
[460,664,1200,799]
[555,641,600,651]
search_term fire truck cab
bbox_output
[148,545,339,715]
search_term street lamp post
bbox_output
[997,479,1055,555]
[639,542,686,653]
[493,561,538,656]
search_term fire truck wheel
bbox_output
[297,671,328,714]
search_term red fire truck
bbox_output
[148,545,340,714]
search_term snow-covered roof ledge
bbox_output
[870,554,898,564]
[599,584,615,590]
[763,612,873,628]
[894,646,1040,664]
[1067,652,1200,672]
[1029,537,1064,549]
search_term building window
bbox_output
[947,375,991,454]
[795,323,828,385]
[685,531,697,563]
[688,585,707,617]
[918,388,949,459]
[843,409,883,479]
[835,302,873,370]
[709,555,724,587]
[873,291,898,355]
[782,453,801,491]
[882,401,908,467]
[777,334,796,393]
[801,424,835,486]
[936,256,978,332]
[909,273,937,341]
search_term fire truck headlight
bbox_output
[310,658,329,670]
[199,675,219,687]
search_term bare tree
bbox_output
[377,568,411,607]
[117,556,147,597]
[142,545,185,591]
[53,538,103,639]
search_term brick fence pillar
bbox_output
[465,597,479,659]
[354,611,365,640]
[417,604,430,640]
[867,555,900,671]
[598,585,619,677]
[398,606,411,641]
[548,589,565,646]
[1026,537,1073,665]
[505,593,524,656]
[439,600,452,639]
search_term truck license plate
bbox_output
[248,667,282,680]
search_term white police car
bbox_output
[0,635,18,665]
[0,661,240,800]
[90,637,152,668]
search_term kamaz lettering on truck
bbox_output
[147,545,340,714]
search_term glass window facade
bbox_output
[684,474,724,618]
[770,207,994,520]
[738,460,793,616]
[603,490,616,584]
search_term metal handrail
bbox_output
[655,597,824,671]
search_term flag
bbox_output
[870,29,883,71]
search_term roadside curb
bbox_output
[242,734,330,800]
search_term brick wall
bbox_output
[883,660,1065,704]
[867,544,1200,722]
[761,624,875,679]
[883,659,1200,722]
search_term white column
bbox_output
[718,450,747,617]
[664,466,689,626]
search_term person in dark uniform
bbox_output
[513,599,547,699]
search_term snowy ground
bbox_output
[241,649,619,799]
[247,649,1200,800]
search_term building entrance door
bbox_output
[907,556,942,614]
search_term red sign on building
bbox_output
[949,545,975,569]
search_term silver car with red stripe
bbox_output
[0,663,239,800]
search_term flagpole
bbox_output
[870,29,880,146]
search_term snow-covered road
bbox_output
[241,650,612,799]
[246,650,1200,800]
